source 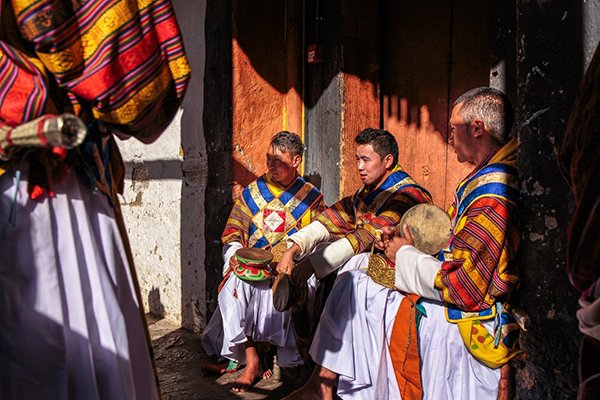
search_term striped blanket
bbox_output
[222,173,324,261]
[317,165,432,253]
[436,138,520,311]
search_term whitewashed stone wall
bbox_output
[117,0,207,333]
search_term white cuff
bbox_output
[309,238,355,279]
[288,221,330,258]
[394,245,442,300]
[222,241,243,276]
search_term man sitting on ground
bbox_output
[202,131,325,392]
[273,128,431,364]
[285,87,521,400]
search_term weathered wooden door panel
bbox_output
[382,0,492,209]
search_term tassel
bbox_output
[9,168,21,226]
[493,302,503,348]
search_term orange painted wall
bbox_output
[339,75,380,197]
[232,1,303,191]
[381,0,491,210]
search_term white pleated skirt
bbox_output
[310,257,500,400]
[202,273,303,367]
[0,164,159,400]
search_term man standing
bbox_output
[0,0,190,399]
[559,43,600,399]
[202,131,325,392]
[286,87,521,400]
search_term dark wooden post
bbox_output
[514,1,584,398]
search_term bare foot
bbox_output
[282,384,331,400]
[262,368,273,379]
[283,365,336,400]
[231,364,263,392]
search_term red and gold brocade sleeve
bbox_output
[220,199,252,247]
[435,196,520,311]
[309,196,327,222]
[317,186,432,254]
[316,196,357,241]
[10,0,191,143]
[346,188,431,253]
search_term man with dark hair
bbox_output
[270,130,305,159]
[202,131,325,392]
[272,128,431,367]
[285,88,521,400]
[354,127,400,164]
[274,128,430,306]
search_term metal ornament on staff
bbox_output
[0,113,88,160]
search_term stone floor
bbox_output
[148,315,308,400]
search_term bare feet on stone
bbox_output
[282,384,333,400]
[232,339,266,392]
[231,364,263,392]
[283,365,337,400]
[262,368,273,379]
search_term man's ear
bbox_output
[384,154,395,169]
[471,120,485,138]
[292,154,302,168]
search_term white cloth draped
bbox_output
[0,165,158,400]
[221,242,243,276]
[309,255,500,400]
[202,274,304,367]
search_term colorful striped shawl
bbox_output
[221,174,324,260]
[1,0,190,140]
[435,138,520,311]
[318,165,432,253]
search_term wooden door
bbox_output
[381,0,494,209]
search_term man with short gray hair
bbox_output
[285,88,521,400]
[453,86,514,144]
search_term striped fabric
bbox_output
[0,42,50,127]
[317,165,432,253]
[435,138,520,311]
[222,173,325,260]
[2,0,190,140]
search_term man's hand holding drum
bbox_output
[383,224,415,261]
[275,243,300,275]
[228,254,240,270]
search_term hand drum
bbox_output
[399,203,452,255]
[233,248,274,282]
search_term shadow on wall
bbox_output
[148,287,166,318]
[232,0,511,210]
[226,1,588,398]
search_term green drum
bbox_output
[233,247,274,282]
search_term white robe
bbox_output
[202,244,310,367]
[202,273,303,367]
[309,254,500,400]
[0,165,158,400]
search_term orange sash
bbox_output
[389,293,423,400]
[218,267,233,293]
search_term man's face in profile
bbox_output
[266,145,300,186]
[448,103,476,164]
